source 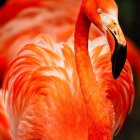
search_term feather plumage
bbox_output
[3,35,134,139]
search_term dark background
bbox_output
[117,0,140,47]
[114,0,140,140]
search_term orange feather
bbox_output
[3,35,134,139]
[0,90,12,140]
[0,0,135,139]
[0,0,139,88]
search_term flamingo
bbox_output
[1,0,134,139]
[0,0,139,88]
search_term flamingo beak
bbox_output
[108,28,127,79]
[98,10,127,79]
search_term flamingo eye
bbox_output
[97,8,102,14]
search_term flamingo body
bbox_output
[0,1,81,87]
[3,35,134,139]
[0,0,135,139]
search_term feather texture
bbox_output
[3,35,134,139]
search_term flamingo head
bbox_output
[82,0,127,79]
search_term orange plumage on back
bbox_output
[3,36,88,139]
[0,0,81,87]
[3,35,134,139]
[2,0,134,139]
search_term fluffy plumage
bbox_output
[3,35,134,139]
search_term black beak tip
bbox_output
[112,71,120,79]
[111,44,127,79]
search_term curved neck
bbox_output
[74,10,112,139]
[74,10,97,102]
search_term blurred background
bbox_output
[0,0,140,139]
[117,0,140,47]
[115,0,140,140]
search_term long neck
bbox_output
[74,10,112,139]
[74,10,98,101]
